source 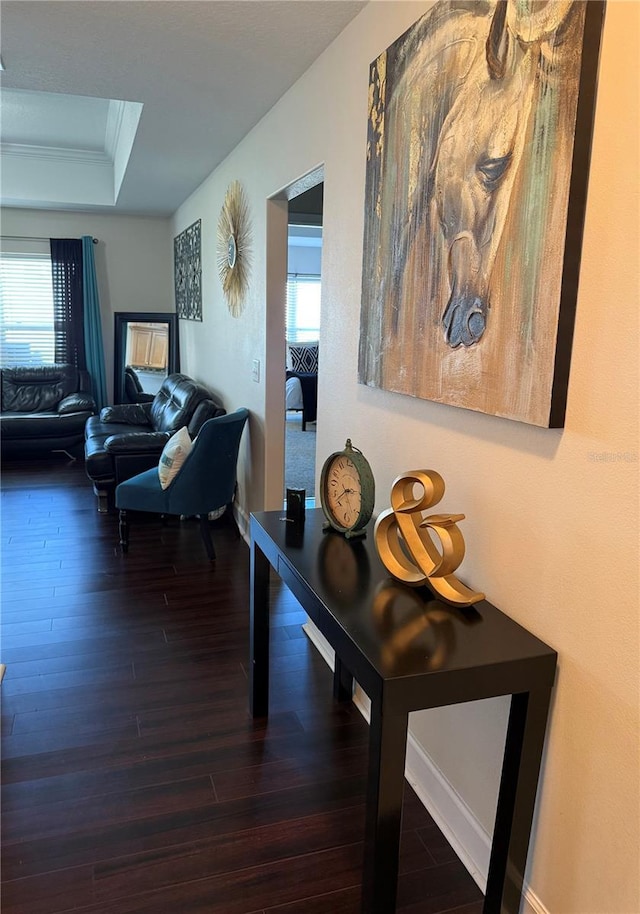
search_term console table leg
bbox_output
[484,688,553,914]
[333,656,353,703]
[250,542,270,718]
[362,696,409,914]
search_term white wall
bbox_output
[288,228,322,276]
[1,207,173,401]
[171,2,639,912]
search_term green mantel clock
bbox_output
[320,439,375,539]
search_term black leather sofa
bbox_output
[124,366,155,404]
[85,372,225,512]
[1,364,97,458]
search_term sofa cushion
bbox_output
[149,374,213,434]
[187,399,226,438]
[105,432,171,454]
[85,416,148,442]
[58,393,97,415]
[158,426,192,489]
[1,410,94,440]
[288,342,319,373]
[99,403,152,426]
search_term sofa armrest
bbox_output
[100,403,152,425]
[105,431,170,455]
[58,392,97,415]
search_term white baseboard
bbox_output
[302,620,334,666]
[300,620,549,914]
[403,729,490,892]
[235,503,250,544]
[521,888,551,914]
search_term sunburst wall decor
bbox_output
[217,180,252,317]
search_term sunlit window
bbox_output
[286,274,321,342]
[0,253,55,366]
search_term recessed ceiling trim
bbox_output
[109,100,143,201]
[1,143,112,166]
[0,1,366,212]
[104,100,126,161]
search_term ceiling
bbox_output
[0,1,367,216]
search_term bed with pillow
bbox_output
[285,341,318,431]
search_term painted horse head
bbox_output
[435,0,575,347]
[382,0,576,349]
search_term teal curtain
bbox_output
[81,236,107,408]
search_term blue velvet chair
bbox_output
[116,408,249,561]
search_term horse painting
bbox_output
[358,0,604,427]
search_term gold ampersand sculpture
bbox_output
[374,470,484,606]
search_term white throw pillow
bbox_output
[158,426,192,489]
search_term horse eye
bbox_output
[477,154,512,190]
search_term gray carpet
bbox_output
[285,411,316,497]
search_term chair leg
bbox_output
[226,502,241,539]
[119,510,129,553]
[199,515,216,562]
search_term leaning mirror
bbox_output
[113,312,179,405]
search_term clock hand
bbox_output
[335,479,358,507]
[342,490,355,509]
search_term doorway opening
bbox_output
[284,182,323,504]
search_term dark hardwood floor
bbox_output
[0,456,483,914]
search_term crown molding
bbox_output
[0,143,111,166]
[104,100,126,161]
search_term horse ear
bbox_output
[506,0,574,46]
[486,0,509,80]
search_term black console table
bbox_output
[250,509,557,914]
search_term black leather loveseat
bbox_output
[1,364,97,459]
[84,372,225,512]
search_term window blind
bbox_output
[0,252,55,366]
[286,274,321,343]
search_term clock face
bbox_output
[325,454,362,529]
[320,439,375,538]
